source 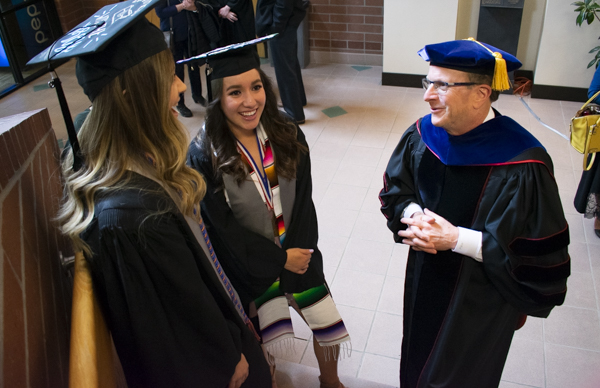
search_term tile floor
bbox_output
[2,59,600,388]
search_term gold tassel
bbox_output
[492,52,510,91]
[465,37,511,91]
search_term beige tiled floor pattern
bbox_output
[2,59,600,388]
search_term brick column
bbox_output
[309,0,383,65]
[0,109,72,388]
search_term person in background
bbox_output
[255,0,308,124]
[379,39,570,388]
[58,18,270,387]
[187,48,349,388]
[574,65,600,238]
[156,0,206,117]
[210,0,257,44]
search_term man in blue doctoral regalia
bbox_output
[379,39,571,388]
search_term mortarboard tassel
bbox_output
[491,51,510,91]
[466,37,511,91]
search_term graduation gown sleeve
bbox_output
[278,127,325,293]
[474,150,570,317]
[84,183,269,387]
[379,121,425,242]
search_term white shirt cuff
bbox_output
[402,203,424,219]
[452,227,483,262]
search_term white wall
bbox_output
[517,0,546,72]
[535,1,598,88]
[383,0,459,76]
[383,0,546,75]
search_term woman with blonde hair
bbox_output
[58,18,270,388]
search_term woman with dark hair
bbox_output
[187,51,350,388]
[58,19,270,388]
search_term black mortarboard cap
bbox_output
[177,34,277,100]
[27,0,166,101]
[25,0,165,170]
[75,19,166,101]
[418,38,522,91]
[209,47,261,80]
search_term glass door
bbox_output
[0,0,63,97]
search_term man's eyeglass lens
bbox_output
[422,78,476,92]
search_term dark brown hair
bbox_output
[200,67,307,184]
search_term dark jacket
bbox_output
[155,0,189,42]
[255,0,308,37]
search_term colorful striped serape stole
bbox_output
[294,285,350,350]
[255,282,351,359]
[236,124,286,242]
[254,281,294,348]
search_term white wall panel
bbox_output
[383,0,459,76]
[535,1,597,88]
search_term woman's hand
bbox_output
[219,5,238,22]
[284,248,312,274]
[179,0,196,12]
[219,5,231,17]
[228,353,249,388]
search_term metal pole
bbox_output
[48,66,83,170]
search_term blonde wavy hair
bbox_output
[58,49,205,254]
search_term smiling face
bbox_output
[220,68,266,139]
[423,65,484,136]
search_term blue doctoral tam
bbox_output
[418,38,522,75]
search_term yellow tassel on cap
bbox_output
[491,51,510,91]
[465,37,511,91]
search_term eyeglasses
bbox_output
[422,78,477,93]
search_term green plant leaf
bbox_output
[588,58,597,68]
[587,12,595,24]
[573,0,600,68]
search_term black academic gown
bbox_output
[207,0,256,44]
[186,126,325,310]
[379,113,570,388]
[82,172,270,388]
